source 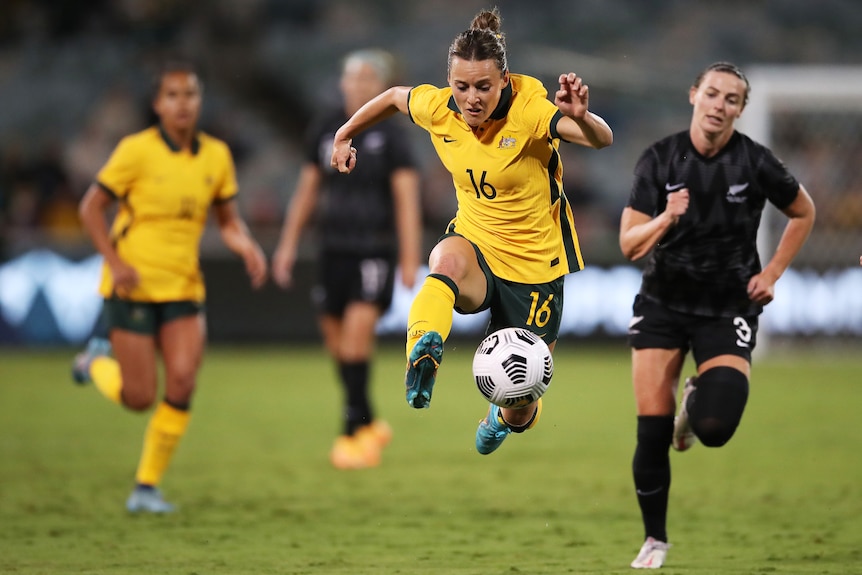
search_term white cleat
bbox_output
[631,536,670,569]
[672,376,698,452]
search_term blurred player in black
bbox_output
[272,49,421,469]
[619,61,815,568]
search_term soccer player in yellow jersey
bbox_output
[332,8,612,454]
[72,61,267,513]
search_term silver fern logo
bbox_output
[726,182,749,203]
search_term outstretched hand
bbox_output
[554,73,590,119]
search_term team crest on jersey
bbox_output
[497,135,517,149]
[726,182,749,203]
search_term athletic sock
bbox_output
[505,401,542,433]
[90,356,122,405]
[134,401,191,487]
[633,415,673,542]
[405,274,457,359]
[340,361,371,436]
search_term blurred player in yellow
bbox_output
[331,8,612,454]
[272,49,421,470]
[72,61,267,513]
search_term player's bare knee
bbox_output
[428,248,471,284]
[121,387,157,411]
[688,366,749,447]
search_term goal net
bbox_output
[739,65,862,343]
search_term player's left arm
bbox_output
[747,185,816,305]
[391,167,422,290]
[553,73,613,149]
[213,198,268,289]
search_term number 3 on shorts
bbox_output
[734,316,752,348]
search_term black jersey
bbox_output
[627,130,799,317]
[305,109,416,256]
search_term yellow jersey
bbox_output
[96,125,238,302]
[408,73,584,284]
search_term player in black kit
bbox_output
[620,62,815,569]
[272,49,421,469]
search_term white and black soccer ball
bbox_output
[472,327,553,408]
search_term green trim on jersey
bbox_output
[158,124,201,155]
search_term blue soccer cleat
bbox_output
[71,337,112,385]
[405,331,443,409]
[475,404,511,454]
[126,485,175,513]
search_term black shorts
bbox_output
[627,295,758,364]
[313,254,396,317]
[448,234,564,344]
[102,297,203,335]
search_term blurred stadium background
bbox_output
[1,0,861,346]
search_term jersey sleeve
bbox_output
[758,146,800,210]
[627,147,662,215]
[95,136,141,199]
[406,84,440,132]
[514,80,559,141]
[524,96,561,140]
[213,141,239,203]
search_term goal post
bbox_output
[739,65,862,350]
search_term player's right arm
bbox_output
[332,86,413,173]
[272,163,322,288]
[78,183,139,293]
[619,189,689,261]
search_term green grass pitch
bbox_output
[1,341,860,574]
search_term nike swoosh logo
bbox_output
[665,182,685,191]
[728,182,749,195]
[443,137,456,143]
[628,315,644,328]
[636,487,663,496]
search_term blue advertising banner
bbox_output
[2,251,862,345]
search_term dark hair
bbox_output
[447,7,507,76]
[151,60,202,99]
[693,61,750,106]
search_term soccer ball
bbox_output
[472,327,553,408]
